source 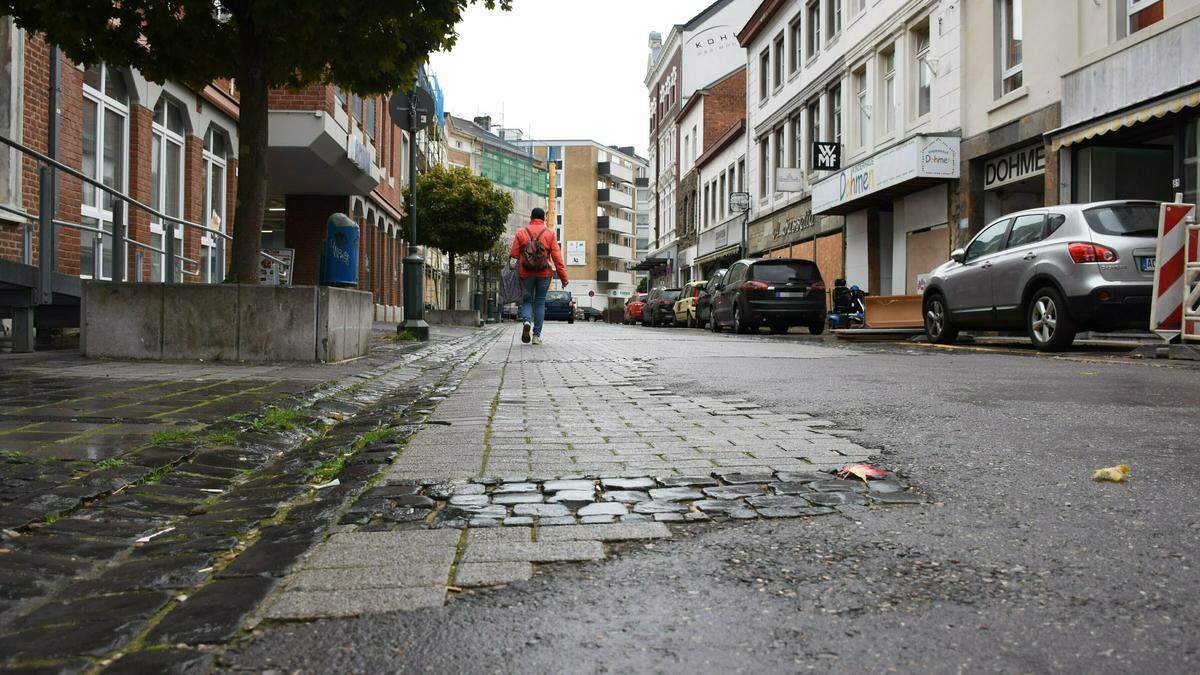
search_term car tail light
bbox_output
[660,299,671,306]
[1068,242,1119,264]
[810,281,826,292]
[741,281,769,291]
[693,288,701,299]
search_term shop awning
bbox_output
[633,257,669,271]
[1049,86,1200,151]
[694,244,741,266]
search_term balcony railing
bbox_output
[598,161,634,184]
[597,188,633,210]
[597,242,633,261]
[596,214,634,235]
[596,269,633,285]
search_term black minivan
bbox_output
[710,259,826,335]
[642,287,682,327]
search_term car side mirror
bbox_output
[951,248,966,264]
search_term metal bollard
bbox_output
[164,221,176,284]
[110,204,125,282]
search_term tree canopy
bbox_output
[3,0,510,283]
[405,164,512,257]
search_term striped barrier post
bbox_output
[1150,202,1194,343]
[1184,215,1200,342]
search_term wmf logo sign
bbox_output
[813,142,842,171]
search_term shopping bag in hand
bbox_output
[499,264,525,306]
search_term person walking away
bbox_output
[509,208,569,344]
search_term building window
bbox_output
[738,157,746,192]
[201,129,229,284]
[854,67,869,149]
[789,14,802,73]
[759,138,770,197]
[682,133,690,168]
[759,49,770,101]
[1128,0,1164,34]
[807,1,821,59]
[852,0,867,16]
[807,100,822,171]
[773,32,785,89]
[0,19,22,211]
[881,47,897,135]
[364,98,376,140]
[1186,119,1198,205]
[334,87,347,111]
[692,125,698,162]
[914,23,933,117]
[790,113,803,169]
[773,127,785,195]
[728,165,737,209]
[830,85,842,147]
[718,172,726,219]
[827,0,843,41]
[150,97,186,283]
[350,93,362,122]
[999,0,1023,95]
[80,64,130,280]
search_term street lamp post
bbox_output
[399,88,430,340]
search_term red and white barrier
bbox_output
[1150,202,1195,342]
[1184,214,1200,342]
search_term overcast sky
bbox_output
[428,0,719,159]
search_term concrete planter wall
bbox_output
[425,309,482,327]
[81,283,373,363]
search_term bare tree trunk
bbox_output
[447,250,456,310]
[230,22,269,284]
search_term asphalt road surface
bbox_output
[224,324,1200,673]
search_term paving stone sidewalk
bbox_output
[262,325,920,621]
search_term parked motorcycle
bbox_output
[827,279,867,329]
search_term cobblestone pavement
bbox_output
[259,325,918,621]
[0,327,497,672]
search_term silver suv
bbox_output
[923,200,1159,351]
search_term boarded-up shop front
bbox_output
[747,199,845,290]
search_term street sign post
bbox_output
[389,87,436,340]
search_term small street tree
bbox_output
[404,165,512,309]
[3,0,510,283]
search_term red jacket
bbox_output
[510,220,569,283]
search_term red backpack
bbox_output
[520,225,551,273]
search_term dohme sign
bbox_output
[984,143,1046,190]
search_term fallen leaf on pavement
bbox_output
[1092,464,1130,483]
[837,463,891,482]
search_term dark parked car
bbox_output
[580,306,604,322]
[695,268,727,328]
[642,287,682,327]
[710,258,826,335]
[544,290,575,323]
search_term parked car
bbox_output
[624,293,648,324]
[923,200,1159,351]
[673,280,709,327]
[501,303,519,321]
[642,287,682,327]
[580,306,604,322]
[544,290,575,323]
[695,269,727,328]
[710,258,827,335]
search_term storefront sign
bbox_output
[776,167,806,192]
[775,212,818,240]
[747,199,844,256]
[812,136,960,213]
[698,220,734,258]
[813,142,842,171]
[984,143,1046,190]
[729,191,751,212]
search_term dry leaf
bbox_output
[837,463,891,482]
[1092,464,1130,483]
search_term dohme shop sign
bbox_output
[984,143,1046,190]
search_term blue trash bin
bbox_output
[321,213,359,287]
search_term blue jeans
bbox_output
[520,276,551,336]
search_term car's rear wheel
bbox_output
[1027,287,1076,352]
[733,305,749,334]
[924,293,959,344]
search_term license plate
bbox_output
[778,291,807,298]
[1139,257,1156,272]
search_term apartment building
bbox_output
[694,119,749,279]
[517,140,646,308]
[0,26,240,287]
[644,0,760,288]
[740,0,962,296]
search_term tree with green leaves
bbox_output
[2,0,510,283]
[404,164,511,309]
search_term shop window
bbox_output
[773,32,785,89]
[998,0,1023,95]
[81,63,130,280]
[806,0,821,59]
[789,14,802,73]
[0,19,22,212]
[913,23,933,118]
[1127,0,1163,34]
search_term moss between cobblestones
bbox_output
[149,427,198,445]
[252,406,302,432]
